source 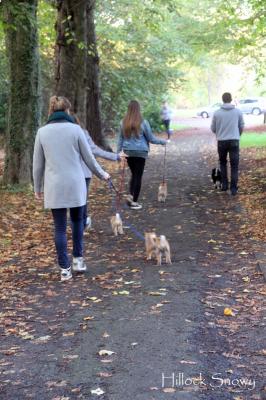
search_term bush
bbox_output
[144,103,164,133]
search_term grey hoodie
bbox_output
[211,103,244,141]
[81,130,118,178]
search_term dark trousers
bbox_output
[82,178,91,228]
[127,157,146,202]
[218,140,239,191]
[162,119,171,138]
[51,206,84,268]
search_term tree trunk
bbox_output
[2,0,40,184]
[85,0,104,146]
[55,0,104,146]
[55,0,87,123]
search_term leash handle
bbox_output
[108,161,145,242]
[162,144,167,183]
[108,178,119,194]
[116,157,126,210]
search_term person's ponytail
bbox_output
[48,96,72,116]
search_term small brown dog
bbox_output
[158,182,167,202]
[156,235,172,266]
[145,232,158,261]
[110,213,124,236]
[145,232,171,265]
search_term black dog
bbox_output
[212,168,222,189]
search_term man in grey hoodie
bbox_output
[211,92,244,195]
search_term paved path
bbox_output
[0,129,265,400]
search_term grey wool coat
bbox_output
[33,122,107,209]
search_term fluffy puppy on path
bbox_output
[110,213,124,236]
[145,232,158,261]
[158,182,168,202]
[145,233,172,266]
[156,235,172,266]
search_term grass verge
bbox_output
[240,132,266,148]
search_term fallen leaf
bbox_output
[91,388,105,396]
[63,355,79,360]
[34,335,51,343]
[224,308,235,316]
[180,360,197,364]
[148,291,166,296]
[98,372,112,377]
[99,349,115,356]
[163,388,176,393]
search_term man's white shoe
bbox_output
[60,267,72,281]
[72,257,87,272]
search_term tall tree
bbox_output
[85,1,102,144]
[1,0,40,184]
[55,0,104,145]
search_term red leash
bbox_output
[116,157,127,211]
[162,145,167,184]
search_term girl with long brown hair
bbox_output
[117,100,166,210]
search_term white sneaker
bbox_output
[85,216,92,230]
[60,267,72,281]
[130,202,142,210]
[72,257,87,272]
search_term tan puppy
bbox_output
[145,232,158,260]
[110,213,124,236]
[155,235,172,266]
[158,182,167,202]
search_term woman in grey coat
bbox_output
[33,96,110,281]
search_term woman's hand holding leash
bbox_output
[118,150,127,161]
[103,172,111,181]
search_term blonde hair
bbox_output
[122,100,143,139]
[48,96,72,116]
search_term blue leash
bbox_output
[108,179,145,241]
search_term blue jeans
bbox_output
[51,207,84,269]
[82,178,91,228]
[218,140,239,191]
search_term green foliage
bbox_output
[144,102,164,132]
[0,182,33,193]
[0,0,265,139]
[240,132,266,148]
[37,0,56,121]
[96,0,187,129]
[0,17,8,134]
[189,0,266,79]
